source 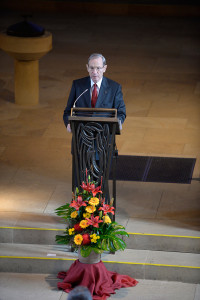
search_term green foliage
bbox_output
[55,203,73,221]
[56,234,70,245]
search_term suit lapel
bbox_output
[96,77,109,108]
[82,77,91,107]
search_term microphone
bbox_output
[73,89,88,107]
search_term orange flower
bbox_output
[79,220,89,229]
[71,211,78,218]
[85,205,96,213]
[89,197,99,206]
[74,234,83,245]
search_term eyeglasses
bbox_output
[88,66,104,72]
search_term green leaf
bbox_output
[114,231,129,237]
[80,246,92,257]
[112,238,121,250]
[55,234,70,245]
[93,248,103,254]
[113,237,127,250]
[54,203,74,220]
[108,239,115,252]
[101,239,109,251]
[112,226,125,232]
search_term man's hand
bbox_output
[67,124,71,133]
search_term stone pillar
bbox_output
[14,59,39,105]
[0,31,52,106]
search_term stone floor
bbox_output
[0,10,200,300]
[0,273,199,300]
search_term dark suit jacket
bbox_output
[63,76,126,127]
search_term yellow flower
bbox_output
[74,234,83,245]
[83,212,91,219]
[79,220,89,229]
[71,211,78,218]
[89,197,99,206]
[68,228,75,235]
[90,233,100,243]
[103,215,111,223]
[85,205,96,213]
[91,238,97,243]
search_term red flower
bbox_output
[81,182,103,197]
[74,223,83,232]
[81,174,103,196]
[86,215,103,228]
[70,195,87,211]
[99,204,115,215]
[92,186,103,197]
[82,233,91,245]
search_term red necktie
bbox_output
[91,84,98,108]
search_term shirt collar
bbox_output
[90,78,103,90]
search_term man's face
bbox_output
[86,57,107,83]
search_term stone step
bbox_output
[0,273,199,300]
[125,232,200,253]
[0,243,200,284]
[0,212,199,253]
[1,225,200,253]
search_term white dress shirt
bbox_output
[90,78,103,98]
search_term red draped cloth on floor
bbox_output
[57,259,138,300]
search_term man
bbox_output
[63,53,126,131]
[63,53,126,194]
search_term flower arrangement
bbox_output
[55,174,129,257]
